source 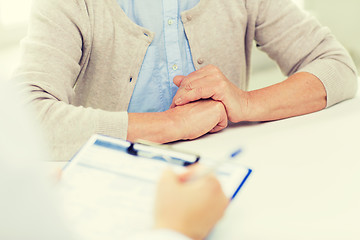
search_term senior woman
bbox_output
[13,0,357,160]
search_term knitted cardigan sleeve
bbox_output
[254,0,358,107]
[12,0,128,161]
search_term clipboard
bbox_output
[60,134,252,240]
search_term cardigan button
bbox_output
[197,58,204,65]
[186,15,192,21]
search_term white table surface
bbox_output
[171,92,360,240]
[47,90,360,240]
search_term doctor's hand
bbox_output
[155,167,229,240]
[170,65,249,123]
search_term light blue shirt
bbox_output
[116,0,199,113]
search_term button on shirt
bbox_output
[116,0,199,113]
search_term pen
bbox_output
[186,148,243,182]
[128,140,200,166]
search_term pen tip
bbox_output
[230,149,242,158]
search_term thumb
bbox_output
[159,168,179,184]
[173,75,185,87]
[178,164,204,182]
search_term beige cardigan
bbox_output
[13,0,358,160]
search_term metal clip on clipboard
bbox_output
[127,140,200,166]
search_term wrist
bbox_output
[161,109,182,141]
[229,89,252,123]
[241,90,255,122]
[163,108,187,141]
[127,112,179,143]
[241,90,267,122]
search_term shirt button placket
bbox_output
[163,0,182,79]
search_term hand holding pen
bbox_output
[155,166,229,240]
